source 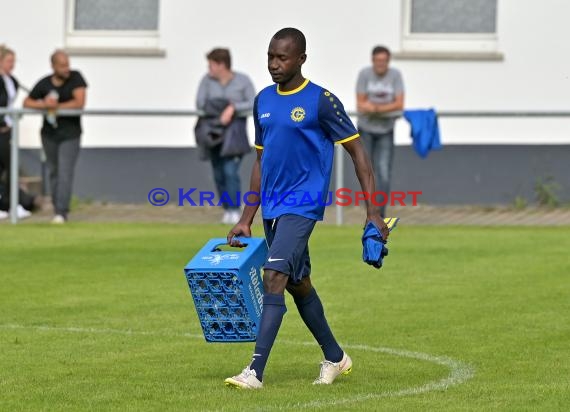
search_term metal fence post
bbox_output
[9,113,20,224]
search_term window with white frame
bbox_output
[66,0,161,53]
[402,0,499,55]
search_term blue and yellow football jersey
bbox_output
[253,79,359,220]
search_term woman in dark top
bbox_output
[0,46,38,219]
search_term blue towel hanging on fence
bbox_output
[403,108,442,158]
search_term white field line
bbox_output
[0,324,475,408]
[276,341,475,409]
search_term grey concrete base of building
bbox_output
[19,145,570,205]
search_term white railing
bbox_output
[1,108,569,224]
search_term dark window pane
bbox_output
[411,0,496,33]
[74,0,159,31]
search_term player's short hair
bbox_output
[273,27,306,54]
[206,48,232,70]
[372,45,391,58]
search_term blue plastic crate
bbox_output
[183,238,267,342]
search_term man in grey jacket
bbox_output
[356,45,404,217]
[196,48,255,224]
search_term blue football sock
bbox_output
[249,293,286,381]
[294,288,343,363]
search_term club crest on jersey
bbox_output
[290,107,306,122]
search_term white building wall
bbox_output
[4,0,570,148]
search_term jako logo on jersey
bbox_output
[260,112,271,119]
[290,107,305,122]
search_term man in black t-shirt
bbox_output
[24,50,87,223]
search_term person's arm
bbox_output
[373,93,403,113]
[23,96,50,109]
[357,92,404,114]
[227,148,262,246]
[219,104,235,126]
[227,94,262,245]
[23,82,55,110]
[23,96,58,109]
[57,87,86,109]
[221,75,255,125]
[232,75,256,112]
[342,138,390,240]
[196,76,208,111]
[26,88,86,110]
[318,88,389,239]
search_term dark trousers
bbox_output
[359,129,395,217]
[41,135,81,217]
[209,144,242,211]
[0,129,36,211]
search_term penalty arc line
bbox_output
[275,340,475,409]
[0,324,475,408]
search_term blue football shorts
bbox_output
[262,214,316,283]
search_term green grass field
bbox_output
[1,223,569,411]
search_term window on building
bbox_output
[401,0,500,58]
[66,0,162,55]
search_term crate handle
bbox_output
[211,242,249,252]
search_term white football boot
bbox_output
[224,366,263,389]
[313,352,353,385]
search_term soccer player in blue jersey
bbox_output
[224,28,389,389]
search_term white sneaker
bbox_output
[224,366,263,389]
[221,211,231,224]
[228,210,241,224]
[16,205,32,219]
[52,215,66,224]
[313,352,352,385]
[0,210,8,220]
